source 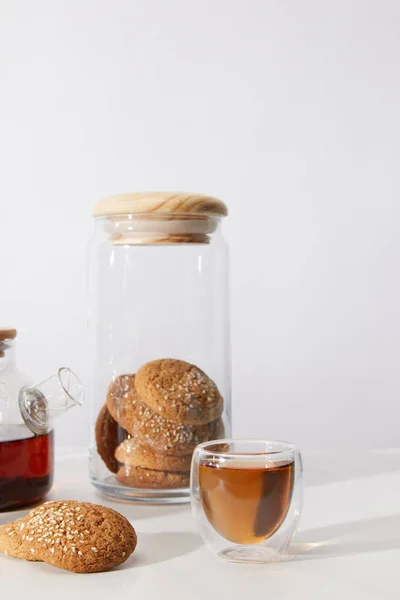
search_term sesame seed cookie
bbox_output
[116,465,190,489]
[115,439,192,472]
[0,500,137,573]
[107,374,223,455]
[106,374,139,432]
[127,410,224,456]
[135,359,224,424]
[95,404,127,473]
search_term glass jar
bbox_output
[88,192,231,503]
[0,328,84,511]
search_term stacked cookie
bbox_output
[95,359,224,489]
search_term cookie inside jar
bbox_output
[95,359,225,490]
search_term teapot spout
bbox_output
[19,368,84,435]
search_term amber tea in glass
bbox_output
[191,440,302,563]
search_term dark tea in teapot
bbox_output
[0,426,54,510]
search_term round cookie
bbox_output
[135,359,224,424]
[135,415,225,456]
[106,374,139,431]
[115,439,192,472]
[107,374,223,455]
[0,500,137,573]
[117,465,190,489]
[95,404,127,473]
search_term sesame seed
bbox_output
[91,547,98,552]
[30,548,35,554]
[78,551,83,556]
[122,552,126,557]
[50,548,54,553]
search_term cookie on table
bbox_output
[95,404,127,473]
[135,359,223,424]
[117,465,189,489]
[107,375,223,455]
[0,500,137,573]
[115,439,192,472]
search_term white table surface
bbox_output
[1,448,399,600]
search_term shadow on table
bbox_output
[94,497,191,523]
[291,513,400,561]
[120,531,203,569]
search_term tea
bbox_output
[0,426,54,511]
[199,459,294,544]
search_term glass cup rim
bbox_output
[195,438,296,459]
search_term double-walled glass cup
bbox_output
[88,193,231,504]
[191,439,303,563]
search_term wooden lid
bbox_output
[0,328,17,342]
[93,192,228,218]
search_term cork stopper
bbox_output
[0,328,16,358]
[0,328,17,342]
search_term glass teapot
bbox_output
[0,328,84,511]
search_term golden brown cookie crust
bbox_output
[106,374,140,431]
[115,439,192,472]
[117,465,190,489]
[107,374,222,455]
[135,359,224,424]
[95,404,126,473]
[0,501,137,573]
